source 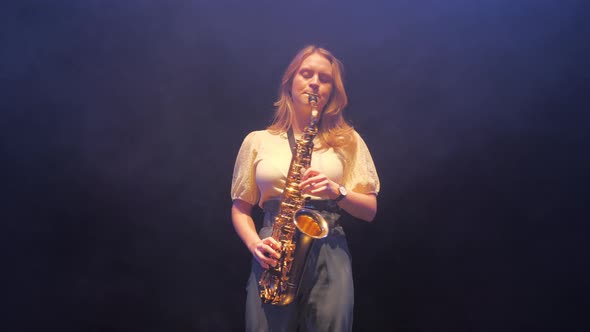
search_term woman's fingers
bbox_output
[257,259,269,270]
[266,237,281,252]
[254,237,283,269]
[300,167,319,182]
[309,180,330,194]
[300,171,326,188]
[300,176,333,197]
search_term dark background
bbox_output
[2,0,588,331]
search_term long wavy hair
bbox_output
[267,45,355,149]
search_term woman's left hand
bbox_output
[299,168,338,200]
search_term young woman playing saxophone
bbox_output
[231,45,380,331]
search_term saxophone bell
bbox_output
[294,208,329,239]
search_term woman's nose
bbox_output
[309,77,319,91]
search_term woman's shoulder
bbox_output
[350,128,372,144]
[340,127,362,147]
[340,128,373,154]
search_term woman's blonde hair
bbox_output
[267,45,355,148]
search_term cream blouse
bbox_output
[231,130,380,208]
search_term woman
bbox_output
[231,45,380,331]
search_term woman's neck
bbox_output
[292,107,312,135]
[291,120,305,136]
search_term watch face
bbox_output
[339,186,347,196]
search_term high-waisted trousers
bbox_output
[245,200,354,332]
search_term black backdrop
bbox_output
[2,1,588,331]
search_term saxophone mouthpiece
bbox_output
[307,93,319,105]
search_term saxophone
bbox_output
[259,93,330,306]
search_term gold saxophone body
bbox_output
[259,93,330,306]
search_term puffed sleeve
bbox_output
[343,131,380,195]
[230,131,260,205]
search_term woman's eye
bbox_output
[300,70,311,78]
[319,74,332,83]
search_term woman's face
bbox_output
[290,53,334,113]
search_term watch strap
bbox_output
[334,185,346,202]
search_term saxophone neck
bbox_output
[306,93,321,133]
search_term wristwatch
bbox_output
[334,184,347,202]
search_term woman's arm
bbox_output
[333,189,377,222]
[299,169,377,222]
[231,199,281,269]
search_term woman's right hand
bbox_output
[249,237,282,269]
